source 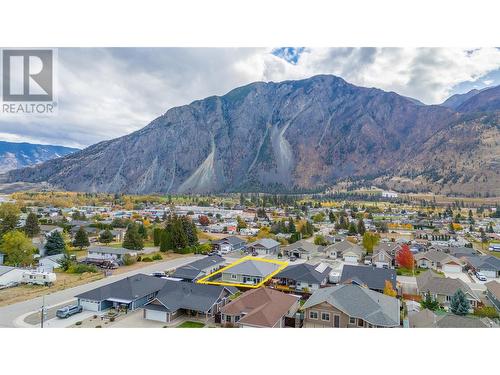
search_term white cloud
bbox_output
[1,47,499,148]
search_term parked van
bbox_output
[21,270,56,286]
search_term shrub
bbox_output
[152,253,162,261]
[474,306,499,319]
[122,254,137,266]
[396,269,402,275]
[110,317,115,322]
[141,257,153,262]
[68,263,98,274]
[95,325,102,328]
[75,321,82,326]
[137,255,142,262]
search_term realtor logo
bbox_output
[2,49,53,102]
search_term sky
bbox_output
[1,47,500,149]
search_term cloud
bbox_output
[1,47,500,148]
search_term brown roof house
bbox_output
[416,270,480,311]
[220,287,300,328]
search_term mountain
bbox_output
[0,141,78,173]
[455,85,500,113]
[441,88,483,110]
[3,75,500,196]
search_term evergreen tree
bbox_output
[138,223,148,239]
[24,212,40,238]
[347,222,357,235]
[99,229,114,244]
[181,216,198,246]
[357,218,366,235]
[288,217,296,233]
[122,223,144,250]
[45,230,66,255]
[73,226,90,250]
[450,289,470,316]
[420,291,439,311]
[153,227,162,246]
[160,228,173,252]
[328,211,336,223]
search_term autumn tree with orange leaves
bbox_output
[396,244,414,270]
[383,280,397,297]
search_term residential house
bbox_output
[485,280,500,311]
[275,263,331,293]
[221,259,281,285]
[38,254,65,272]
[341,245,365,264]
[448,246,477,258]
[409,309,495,328]
[340,264,397,293]
[171,255,226,282]
[211,236,246,253]
[416,270,480,311]
[143,281,237,323]
[76,274,167,312]
[283,240,320,259]
[246,238,280,256]
[0,265,25,286]
[324,240,358,259]
[87,246,139,261]
[302,284,400,328]
[371,247,394,269]
[220,287,300,328]
[464,255,500,279]
[414,250,463,273]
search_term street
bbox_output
[0,254,205,328]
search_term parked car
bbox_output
[475,272,487,281]
[289,255,297,262]
[56,304,83,319]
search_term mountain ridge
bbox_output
[4,74,500,196]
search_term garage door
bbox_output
[145,309,167,322]
[344,256,358,264]
[443,264,461,273]
[79,299,100,312]
[481,270,496,278]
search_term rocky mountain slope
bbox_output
[4,75,500,196]
[0,141,77,173]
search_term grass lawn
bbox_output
[397,267,428,276]
[177,321,205,328]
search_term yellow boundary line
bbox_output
[196,256,288,288]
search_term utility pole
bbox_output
[40,295,47,328]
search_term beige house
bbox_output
[302,284,400,328]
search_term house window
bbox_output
[334,315,340,328]
[231,274,237,280]
[321,312,330,321]
[235,316,240,322]
[445,295,451,302]
[349,317,356,324]
[226,315,231,322]
[309,311,318,320]
[357,319,364,327]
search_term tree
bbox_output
[314,234,327,246]
[383,280,397,297]
[138,223,148,239]
[24,212,40,238]
[99,229,114,245]
[0,230,35,266]
[362,232,380,253]
[347,222,357,235]
[73,226,90,250]
[160,228,173,252]
[122,223,144,250]
[0,203,20,236]
[396,244,414,270]
[45,230,66,255]
[450,289,470,315]
[420,291,439,311]
[328,211,336,224]
[357,218,366,235]
[152,227,162,246]
[199,215,210,226]
[236,216,247,231]
[181,216,198,246]
[288,217,296,233]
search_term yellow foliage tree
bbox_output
[383,280,397,297]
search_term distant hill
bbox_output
[4,75,500,197]
[441,88,483,110]
[0,141,78,173]
[456,85,500,113]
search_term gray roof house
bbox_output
[416,270,480,310]
[246,238,280,255]
[485,280,500,311]
[283,240,320,259]
[171,255,226,282]
[143,281,237,324]
[275,263,331,292]
[302,284,400,328]
[38,254,65,272]
[409,309,495,328]
[87,246,139,260]
[211,236,246,252]
[340,264,397,293]
[221,259,281,285]
[75,273,166,312]
[464,255,500,278]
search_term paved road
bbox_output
[0,255,204,328]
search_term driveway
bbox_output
[443,271,473,283]
[0,255,203,328]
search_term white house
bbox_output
[0,266,25,286]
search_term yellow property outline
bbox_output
[196,256,288,288]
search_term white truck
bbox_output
[22,270,57,286]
